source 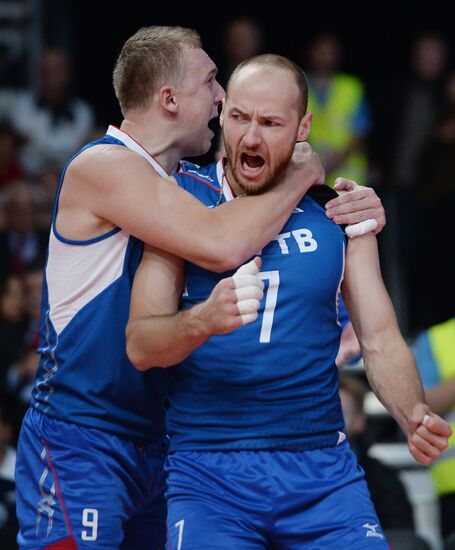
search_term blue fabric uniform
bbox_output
[15,127,168,549]
[169,160,346,452]
[165,160,388,549]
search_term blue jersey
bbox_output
[168,160,347,451]
[31,126,168,441]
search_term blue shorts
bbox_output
[166,443,389,549]
[16,407,167,549]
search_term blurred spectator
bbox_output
[221,17,264,86]
[34,165,61,231]
[379,33,449,334]
[303,33,372,186]
[391,33,448,193]
[6,346,39,408]
[0,273,27,387]
[214,17,265,161]
[339,372,415,530]
[0,393,19,550]
[411,71,455,328]
[23,260,44,327]
[0,394,16,479]
[0,183,48,277]
[413,316,455,541]
[8,48,94,177]
[5,262,43,407]
[0,123,24,188]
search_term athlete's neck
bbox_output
[224,160,245,198]
[119,118,181,175]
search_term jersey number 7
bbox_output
[258,270,280,343]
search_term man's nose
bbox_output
[214,80,225,105]
[243,121,262,148]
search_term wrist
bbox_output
[186,303,212,340]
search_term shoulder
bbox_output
[306,184,338,207]
[65,142,154,192]
[306,184,346,232]
[174,161,221,194]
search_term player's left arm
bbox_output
[342,234,451,465]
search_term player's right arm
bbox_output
[61,143,323,273]
[126,246,263,370]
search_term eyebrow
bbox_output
[260,113,285,121]
[230,107,285,121]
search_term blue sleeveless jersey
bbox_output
[31,129,168,441]
[167,160,347,451]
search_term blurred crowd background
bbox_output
[0,1,454,548]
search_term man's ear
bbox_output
[219,97,226,128]
[297,111,313,142]
[159,85,178,114]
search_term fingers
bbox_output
[408,407,452,465]
[238,312,258,325]
[233,259,264,325]
[409,432,446,465]
[327,208,385,228]
[326,189,381,214]
[345,219,378,238]
[233,273,263,288]
[409,440,436,466]
[333,177,358,191]
[237,298,261,315]
[423,413,453,438]
[292,141,312,160]
[415,424,449,451]
[235,284,263,302]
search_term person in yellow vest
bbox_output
[305,33,370,186]
[413,316,455,541]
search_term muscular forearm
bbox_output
[196,165,320,272]
[126,305,210,370]
[363,337,426,435]
[425,377,455,417]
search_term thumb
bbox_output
[253,256,262,271]
[235,257,261,276]
[409,403,430,433]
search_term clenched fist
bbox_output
[194,257,264,335]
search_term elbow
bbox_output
[199,242,245,273]
[126,324,151,371]
[126,323,173,370]
[126,340,150,371]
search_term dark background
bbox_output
[42,0,455,126]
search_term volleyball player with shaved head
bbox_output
[127,55,451,549]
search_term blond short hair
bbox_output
[113,26,201,115]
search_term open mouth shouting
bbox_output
[239,152,266,180]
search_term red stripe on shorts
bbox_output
[43,440,76,543]
[43,534,78,548]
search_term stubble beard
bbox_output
[224,141,295,196]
